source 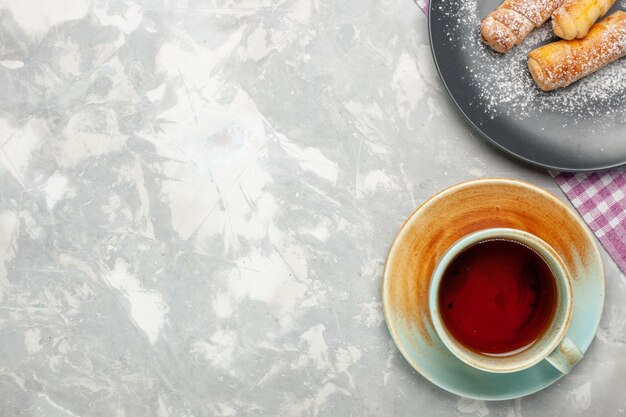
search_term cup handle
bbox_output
[545,337,583,374]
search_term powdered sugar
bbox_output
[434,0,626,120]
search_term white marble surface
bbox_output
[0,0,625,416]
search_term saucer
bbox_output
[382,179,605,400]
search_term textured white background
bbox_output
[0,0,624,416]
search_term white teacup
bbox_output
[429,228,583,374]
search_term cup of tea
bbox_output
[429,228,582,374]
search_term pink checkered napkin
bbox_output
[552,171,626,273]
[414,0,626,274]
[415,0,429,13]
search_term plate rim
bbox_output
[427,0,626,173]
[382,178,605,400]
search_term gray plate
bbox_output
[429,0,626,171]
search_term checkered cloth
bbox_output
[415,0,429,13]
[415,0,626,274]
[552,171,626,273]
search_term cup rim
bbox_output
[429,227,573,373]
